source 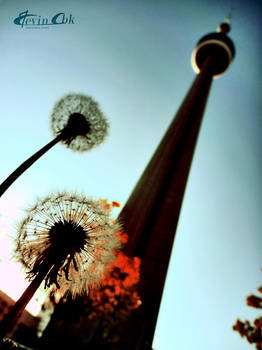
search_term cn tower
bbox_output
[117,16,235,349]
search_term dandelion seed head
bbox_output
[50,94,109,152]
[14,191,121,297]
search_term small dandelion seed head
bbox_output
[14,191,122,298]
[50,94,109,152]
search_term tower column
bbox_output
[120,55,214,259]
[118,55,215,350]
[117,18,235,349]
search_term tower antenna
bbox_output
[218,9,234,33]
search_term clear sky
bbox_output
[0,0,261,349]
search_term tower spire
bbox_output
[217,10,233,33]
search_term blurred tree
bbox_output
[39,231,142,349]
[83,251,141,342]
[233,275,262,349]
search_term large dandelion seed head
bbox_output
[14,191,121,297]
[50,94,109,152]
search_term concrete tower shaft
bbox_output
[117,19,235,349]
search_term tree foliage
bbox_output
[233,276,262,349]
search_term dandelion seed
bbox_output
[0,93,109,197]
[50,94,109,152]
[14,191,122,298]
[0,193,121,340]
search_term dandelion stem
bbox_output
[0,134,63,198]
[0,262,51,340]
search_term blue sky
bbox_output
[0,0,261,349]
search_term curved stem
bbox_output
[0,134,63,198]
[0,263,51,340]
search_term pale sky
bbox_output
[0,1,261,349]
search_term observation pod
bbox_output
[191,18,235,77]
